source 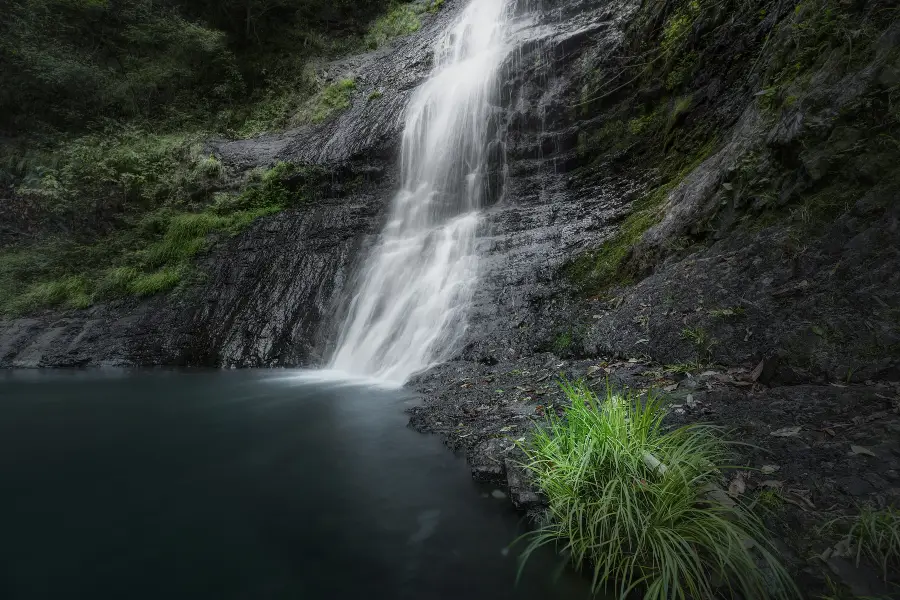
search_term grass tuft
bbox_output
[517,380,798,599]
[848,506,900,581]
[12,276,92,313]
[309,79,357,124]
[128,265,184,297]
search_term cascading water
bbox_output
[330,0,511,385]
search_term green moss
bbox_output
[553,331,573,354]
[565,193,662,293]
[368,90,384,102]
[567,140,716,295]
[661,0,701,58]
[628,112,659,136]
[666,51,699,90]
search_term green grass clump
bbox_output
[12,276,92,313]
[365,3,421,50]
[847,506,900,580]
[310,79,357,124]
[95,266,141,298]
[140,213,230,268]
[128,266,184,297]
[518,380,798,600]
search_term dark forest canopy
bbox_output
[0,0,395,134]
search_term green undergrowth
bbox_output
[517,380,798,599]
[365,2,422,49]
[0,161,318,315]
[307,79,357,124]
[364,0,445,50]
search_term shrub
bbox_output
[517,380,798,600]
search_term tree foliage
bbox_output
[0,0,394,133]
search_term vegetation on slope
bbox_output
[0,0,441,316]
[567,0,900,296]
[518,380,798,599]
[0,161,326,314]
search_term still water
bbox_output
[0,370,590,599]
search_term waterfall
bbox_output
[330,0,511,384]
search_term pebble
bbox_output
[491,489,507,500]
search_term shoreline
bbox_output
[408,353,900,598]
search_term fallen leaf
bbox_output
[663,383,678,392]
[782,496,810,512]
[759,480,784,488]
[586,365,601,377]
[642,452,668,476]
[823,428,835,437]
[830,536,853,558]
[728,472,747,497]
[750,359,765,382]
[812,325,825,337]
[628,358,639,363]
[701,484,736,508]
[770,426,802,437]
[761,465,780,474]
[850,444,876,457]
[700,370,719,377]
[788,491,816,509]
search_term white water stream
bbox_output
[329,0,512,384]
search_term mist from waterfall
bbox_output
[330,0,511,384]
